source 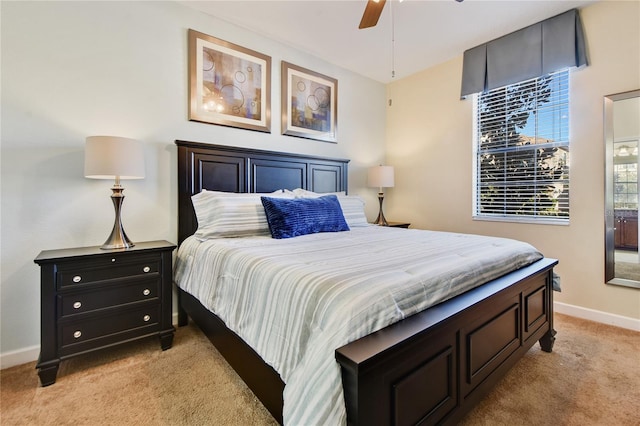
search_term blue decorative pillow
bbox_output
[260,195,350,239]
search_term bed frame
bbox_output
[175,140,558,425]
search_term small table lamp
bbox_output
[368,165,395,226]
[84,136,145,249]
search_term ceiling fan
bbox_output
[359,0,464,29]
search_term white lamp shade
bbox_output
[84,136,145,179]
[367,165,395,189]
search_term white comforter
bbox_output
[174,226,542,425]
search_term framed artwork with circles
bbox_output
[281,61,337,143]
[188,29,271,133]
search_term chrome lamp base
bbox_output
[101,184,134,250]
[373,192,389,226]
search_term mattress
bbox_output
[174,226,543,425]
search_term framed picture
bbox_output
[281,61,337,143]
[188,29,271,133]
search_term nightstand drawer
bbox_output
[58,278,160,317]
[59,304,161,349]
[56,254,160,288]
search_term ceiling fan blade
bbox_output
[359,0,387,29]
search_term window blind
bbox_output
[474,70,570,222]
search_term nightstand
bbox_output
[386,222,410,228]
[34,240,176,386]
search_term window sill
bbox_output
[472,215,570,226]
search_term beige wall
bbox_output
[386,1,640,321]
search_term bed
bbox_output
[174,140,558,426]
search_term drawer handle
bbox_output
[143,289,151,296]
[73,301,82,309]
[143,315,151,322]
[143,266,151,273]
[72,275,82,283]
[73,331,82,339]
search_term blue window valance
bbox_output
[460,8,587,98]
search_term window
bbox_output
[473,69,570,223]
[613,140,639,210]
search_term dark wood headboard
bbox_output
[176,140,350,244]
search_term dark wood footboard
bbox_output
[178,257,556,426]
[335,258,557,426]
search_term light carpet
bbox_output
[1,314,638,425]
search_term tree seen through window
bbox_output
[475,70,570,220]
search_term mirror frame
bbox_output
[604,89,640,289]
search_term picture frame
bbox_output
[281,61,337,143]
[188,29,271,133]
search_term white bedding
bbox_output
[174,226,543,425]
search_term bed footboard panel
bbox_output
[336,259,556,426]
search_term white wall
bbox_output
[386,1,640,323]
[0,1,386,365]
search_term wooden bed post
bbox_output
[177,290,189,327]
[539,328,557,352]
[539,271,556,352]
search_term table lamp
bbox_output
[84,136,145,249]
[367,165,395,226]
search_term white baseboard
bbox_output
[554,301,640,331]
[0,345,39,370]
[0,314,182,370]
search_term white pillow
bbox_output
[337,195,369,227]
[290,188,346,198]
[192,190,293,239]
[290,188,369,227]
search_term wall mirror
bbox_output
[605,89,640,289]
